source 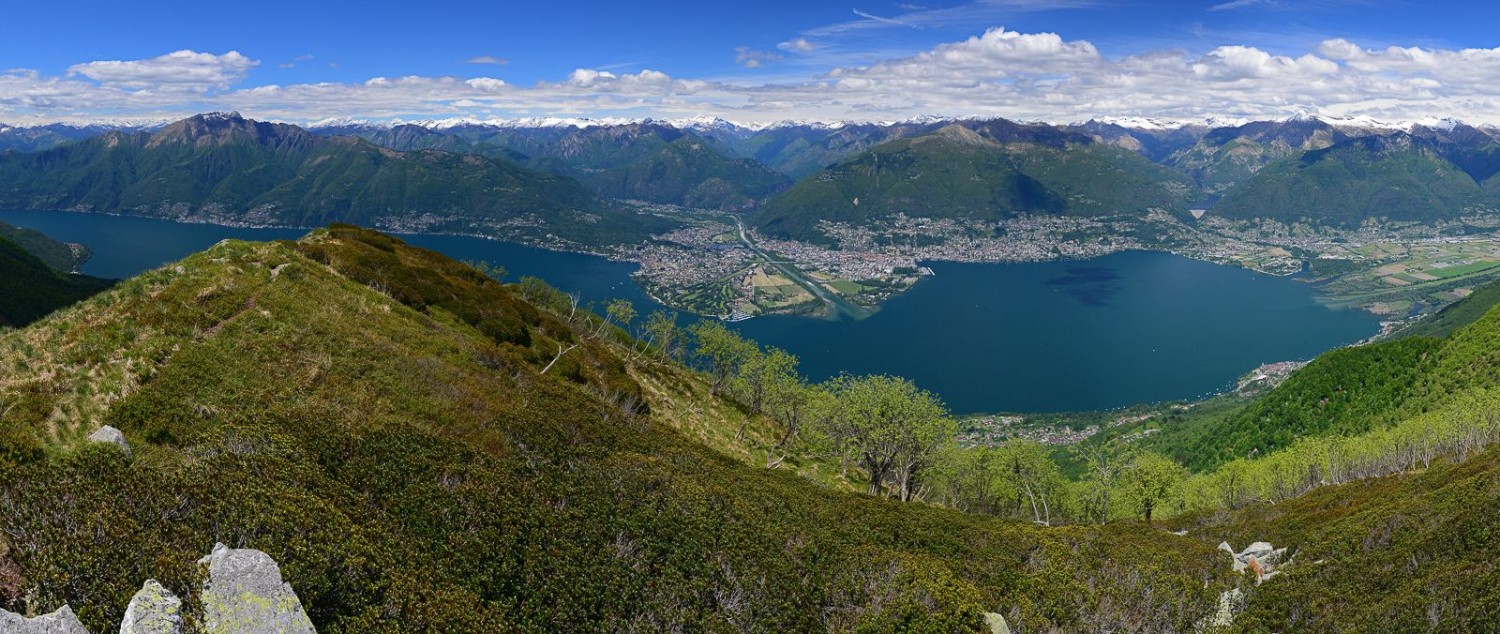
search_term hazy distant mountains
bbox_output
[310,121,790,211]
[4,112,1500,243]
[0,113,671,246]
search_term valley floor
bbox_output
[624,204,1500,322]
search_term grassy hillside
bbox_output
[1212,133,1500,226]
[0,235,112,327]
[0,226,1230,633]
[757,124,1195,241]
[0,114,669,247]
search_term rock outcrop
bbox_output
[85,425,130,458]
[0,605,90,633]
[1217,540,1287,582]
[120,579,183,634]
[198,543,315,634]
[1,545,314,634]
[983,611,1013,634]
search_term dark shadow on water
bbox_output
[1045,266,1123,307]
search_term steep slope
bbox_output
[698,121,941,180]
[1066,120,1208,163]
[1178,445,1500,632]
[0,235,112,327]
[1393,275,1500,339]
[1168,116,1351,195]
[588,137,790,210]
[1409,121,1500,188]
[0,226,1229,633]
[0,113,668,246]
[1211,133,1500,226]
[756,123,1196,242]
[0,122,142,153]
[1151,286,1500,473]
[326,122,788,209]
[0,219,89,273]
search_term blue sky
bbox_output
[3,0,1499,125]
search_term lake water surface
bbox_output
[1,210,1380,414]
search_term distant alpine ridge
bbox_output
[3,111,1499,243]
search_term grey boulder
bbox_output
[0,605,90,633]
[197,543,315,634]
[86,426,130,458]
[120,579,182,634]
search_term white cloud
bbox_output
[735,47,784,68]
[778,38,816,53]
[67,50,257,92]
[465,77,507,91]
[465,55,509,65]
[7,33,1500,127]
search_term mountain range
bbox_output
[754,122,1197,241]
[4,113,1500,246]
[0,113,672,247]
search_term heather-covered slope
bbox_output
[0,226,1228,633]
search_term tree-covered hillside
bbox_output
[1211,133,1500,226]
[0,235,112,327]
[0,219,89,273]
[757,123,1196,242]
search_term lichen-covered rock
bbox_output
[983,611,1012,634]
[86,425,130,458]
[120,579,183,634]
[1203,587,1246,629]
[198,543,315,634]
[0,605,90,633]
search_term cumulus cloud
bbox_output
[67,50,257,92]
[465,55,509,65]
[7,32,1500,126]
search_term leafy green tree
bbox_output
[763,366,816,468]
[994,440,1067,525]
[930,447,1017,516]
[689,321,756,396]
[1076,441,1133,524]
[642,310,681,362]
[1121,452,1187,522]
[821,375,951,499]
[736,347,798,415]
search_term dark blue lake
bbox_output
[1,210,1380,414]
